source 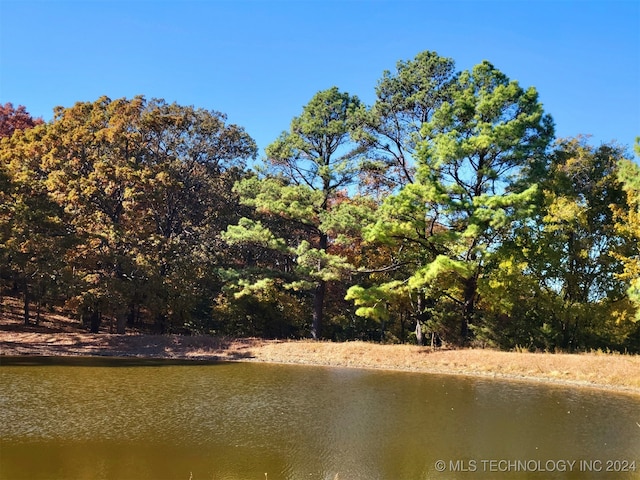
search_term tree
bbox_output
[485,137,637,351]
[349,61,554,345]
[39,96,149,332]
[0,103,44,139]
[541,139,633,347]
[353,51,457,194]
[2,96,256,333]
[345,51,457,344]
[132,98,257,333]
[225,87,365,339]
[345,181,447,345]
[417,61,554,343]
[0,103,48,319]
[0,122,71,325]
[613,138,640,328]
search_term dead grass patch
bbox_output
[1,296,639,394]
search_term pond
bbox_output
[0,357,638,479]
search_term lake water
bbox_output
[0,356,638,480]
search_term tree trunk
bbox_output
[415,319,424,346]
[127,303,136,327]
[311,280,325,340]
[156,313,168,334]
[89,302,102,333]
[116,313,127,334]
[23,278,30,326]
[311,231,329,340]
[35,282,45,325]
[89,307,101,333]
[127,302,141,327]
[415,293,430,346]
[461,275,478,343]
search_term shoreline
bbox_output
[2,332,639,396]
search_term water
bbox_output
[0,356,638,479]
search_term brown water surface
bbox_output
[1,357,638,479]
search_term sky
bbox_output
[1,0,639,160]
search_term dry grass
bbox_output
[239,340,640,393]
[2,333,639,394]
[2,296,639,394]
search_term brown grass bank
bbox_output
[1,332,639,395]
[1,298,639,395]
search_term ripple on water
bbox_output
[1,358,639,480]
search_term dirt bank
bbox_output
[2,296,639,394]
[2,331,639,395]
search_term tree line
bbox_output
[2,51,639,351]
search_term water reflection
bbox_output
[1,357,638,479]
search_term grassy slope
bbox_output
[1,297,639,394]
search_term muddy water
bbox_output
[1,357,638,479]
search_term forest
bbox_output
[1,51,639,352]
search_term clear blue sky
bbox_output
[1,0,639,159]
